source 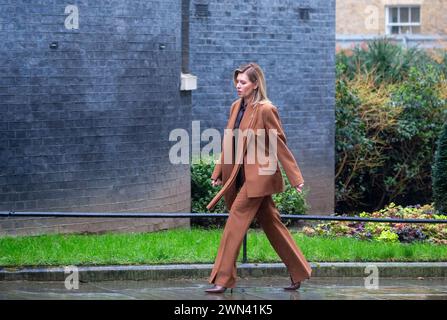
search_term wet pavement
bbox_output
[1,276,446,300]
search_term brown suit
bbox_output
[207,98,312,288]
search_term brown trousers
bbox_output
[208,182,312,288]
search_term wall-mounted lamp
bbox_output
[49,41,58,49]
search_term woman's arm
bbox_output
[211,153,223,181]
[262,104,305,188]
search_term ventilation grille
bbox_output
[195,4,210,17]
[298,7,310,21]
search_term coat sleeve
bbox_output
[211,101,239,180]
[262,104,304,187]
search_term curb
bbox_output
[1,262,447,281]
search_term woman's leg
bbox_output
[209,183,265,288]
[256,196,312,284]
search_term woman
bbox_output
[205,62,312,294]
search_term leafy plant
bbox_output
[303,202,447,244]
[336,45,447,213]
[395,226,427,243]
[377,230,399,243]
[383,66,447,207]
[272,169,309,226]
[337,38,429,85]
[432,121,447,214]
[191,157,226,227]
[273,169,309,214]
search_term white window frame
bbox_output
[385,5,421,35]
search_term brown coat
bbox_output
[207,98,305,211]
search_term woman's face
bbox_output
[236,72,257,99]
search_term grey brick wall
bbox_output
[0,0,336,236]
[0,1,191,235]
[190,0,335,214]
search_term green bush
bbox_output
[273,170,309,215]
[335,63,375,208]
[336,42,447,213]
[191,157,225,214]
[337,38,431,85]
[191,157,309,227]
[191,157,226,227]
[432,121,447,214]
[385,66,447,205]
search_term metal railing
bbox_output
[1,211,447,263]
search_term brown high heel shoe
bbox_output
[283,277,301,291]
[205,285,233,294]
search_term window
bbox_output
[386,6,421,35]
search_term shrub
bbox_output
[191,157,226,227]
[432,121,447,214]
[336,45,447,213]
[272,169,310,226]
[273,169,309,214]
[338,38,430,85]
[335,67,395,210]
[382,66,447,206]
[191,157,225,213]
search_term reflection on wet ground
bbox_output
[1,276,446,300]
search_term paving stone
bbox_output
[1,276,446,300]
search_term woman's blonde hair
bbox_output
[233,62,271,106]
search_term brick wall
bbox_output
[337,0,447,36]
[0,0,190,236]
[0,0,337,237]
[190,0,336,214]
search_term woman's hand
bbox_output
[295,183,304,193]
[211,179,222,187]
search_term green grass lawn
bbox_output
[0,228,446,267]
